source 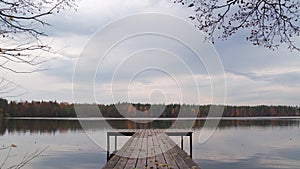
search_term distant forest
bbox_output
[0,98,299,118]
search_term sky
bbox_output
[4,0,300,106]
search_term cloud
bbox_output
[214,30,300,73]
[42,0,193,37]
[6,0,300,106]
[224,72,300,105]
[228,69,300,87]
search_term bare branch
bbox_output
[175,0,300,51]
[0,0,77,73]
[0,145,48,169]
[0,146,12,169]
[7,147,48,169]
[0,74,27,98]
[0,1,76,97]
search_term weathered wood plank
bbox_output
[135,130,147,169]
[155,131,179,169]
[104,129,200,169]
[152,131,167,169]
[124,130,144,169]
[103,133,136,169]
[146,130,156,169]
[113,131,141,169]
[163,133,200,169]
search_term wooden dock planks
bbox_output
[102,129,200,169]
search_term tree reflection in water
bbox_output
[0,118,299,136]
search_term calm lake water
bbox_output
[0,118,299,169]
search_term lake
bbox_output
[0,117,299,169]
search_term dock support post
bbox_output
[181,136,183,150]
[107,133,110,161]
[115,135,117,151]
[190,133,192,158]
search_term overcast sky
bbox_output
[5,0,300,106]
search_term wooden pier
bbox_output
[103,129,200,169]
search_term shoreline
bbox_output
[4,116,300,121]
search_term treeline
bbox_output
[0,98,299,118]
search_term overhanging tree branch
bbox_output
[0,0,76,73]
[0,0,76,98]
[175,0,300,51]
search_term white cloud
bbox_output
[5,0,300,106]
